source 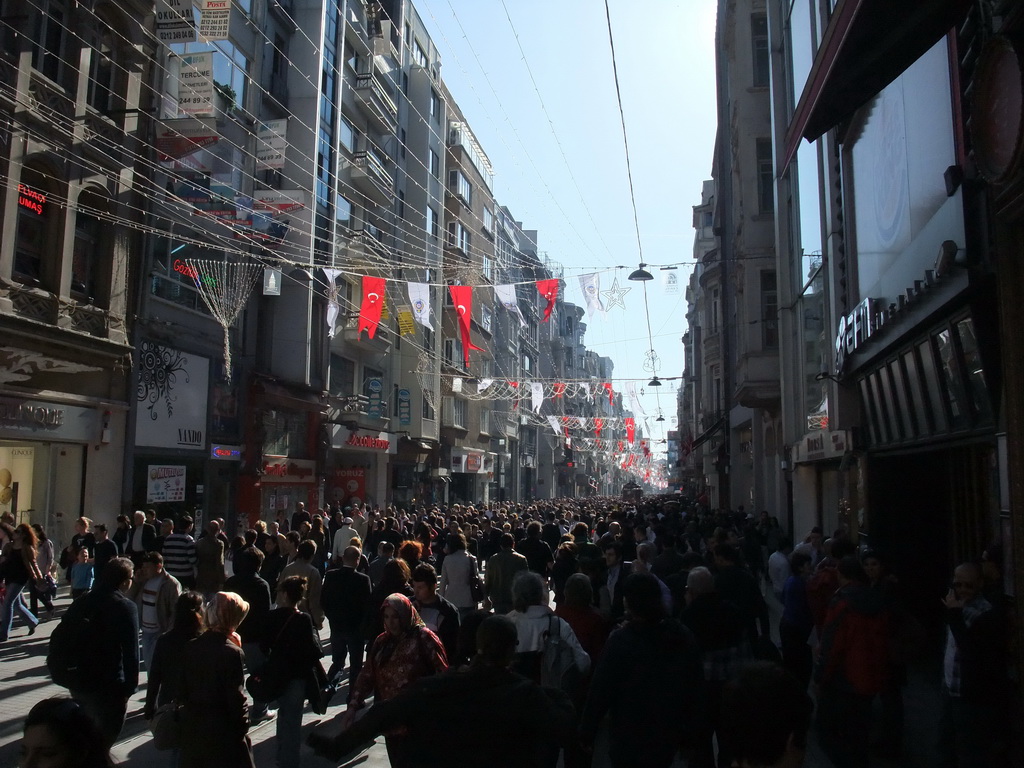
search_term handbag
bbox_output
[306,659,337,715]
[245,612,295,702]
[468,556,485,604]
[151,702,183,751]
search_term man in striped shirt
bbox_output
[161,515,197,589]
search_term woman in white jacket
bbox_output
[508,570,590,677]
[438,533,479,618]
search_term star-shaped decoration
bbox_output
[601,278,630,311]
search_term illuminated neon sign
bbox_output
[18,184,46,215]
[172,258,217,287]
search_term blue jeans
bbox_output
[275,677,306,768]
[141,630,161,673]
[0,582,38,641]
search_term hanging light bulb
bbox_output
[628,262,654,281]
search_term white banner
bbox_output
[578,272,605,318]
[135,344,209,450]
[626,381,646,417]
[324,269,343,338]
[198,0,231,41]
[546,415,562,436]
[147,465,187,503]
[478,378,494,393]
[407,282,433,330]
[177,52,215,117]
[256,119,288,170]
[663,268,680,294]
[530,381,544,413]
[495,284,526,327]
[156,0,197,44]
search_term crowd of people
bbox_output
[0,496,1013,767]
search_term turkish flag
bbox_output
[553,382,566,399]
[358,276,386,339]
[449,285,483,367]
[537,279,559,322]
[594,417,603,437]
[604,383,614,405]
[625,417,635,444]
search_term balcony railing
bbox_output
[349,150,393,205]
[355,73,397,134]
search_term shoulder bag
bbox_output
[246,612,295,702]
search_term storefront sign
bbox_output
[155,117,219,162]
[261,457,317,483]
[346,433,390,451]
[398,389,411,425]
[17,184,46,215]
[156,0,197,43]
[176,52,215,117]
[466,453,482,472]
[834,298,882,374]
[147,465,186,502]
[198,0,231,41]
[452,450,486,474]
[256,120,288,171]
[0,397,98,442]
[135,343,209,451]
[366,378,383,419]
[794,430,849,463]
[210,443,241,461]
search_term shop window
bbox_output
[917,340,947,433]
[902,349,931,435]
[264,410,308,457]
[935,329,968,431]
[14,167,57,290]
[149,237,216,315]
[888,359,915,440]
[329,355,355,397]
[955,317,993,424]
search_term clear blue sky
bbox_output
[417,0,719,450]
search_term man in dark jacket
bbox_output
[602,540,634,621]
[124,510,156,567]
[713,542,770,644]
[321,545,372,698]
[516,521,554,575]
[938,561,1009,768]
[67,557,140,748]
[308,614,576,767]
[485,533,528,614]
[411,562,460,661]
[581,573,706,767]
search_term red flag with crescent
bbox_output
[594,417,603,437]
[537,279,559,322]
[449,285,483,367]
[603,383,614,405]
[553,382,566,398]
[358,276,386,339]
[625,417,636,444]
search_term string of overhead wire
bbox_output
[3,1,680,426]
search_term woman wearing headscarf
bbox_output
[179,592,255,768]
[344,593,448,767]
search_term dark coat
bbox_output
[321,566,372,632]
[714,564,769,641]
[125,524,156,559]
[179,631,254,768]
[145,627,197,718]
[325,665,576,767]
[580,618,706,767]
[69,585,140,697]
[223,573,272,645]
[260,607,322,682]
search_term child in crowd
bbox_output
[69,547,94,598]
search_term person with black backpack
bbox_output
[47,556,139,749]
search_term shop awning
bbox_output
[782,0,972,171]
[691,415,727,450]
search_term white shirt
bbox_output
[768,551,791,596]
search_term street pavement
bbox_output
[0,586,944,767]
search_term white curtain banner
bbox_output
[495,284,526,327]
[531,381,545,413]
[407,282,433,330]
[478,378,494,393]
[547,415,562,436]
[578,273,606,318]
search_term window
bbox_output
[339,117,356,153]
[426,206,438,239]
[329,355,356,397]
[72,190,108,303]
[448,169,472,205]
[422,393,435,420]
[453,398,467,427]
[482,206,493,234]
[14,170,53,288]
[397,189,405,219]
[423,325,435,352]
[264,409,308,457]
[482,253,494,282]
[32,0,67,81]
[346,43,359,73]
[429,149,440,178]
[756,138,774,213]
[480,409,491,435]
[447,222,469,254]
[87,25,117,113]
[522,354,532,373]
[481,305,493,333]
[412,40,427,68]
[399,128,406,158]
[336,194,353,226]
[751,14,769,87]
[430,89,441,122]
[444,337,465,368]
[170,41,250,112]
[761,271,778,348]
[402,71,408,94]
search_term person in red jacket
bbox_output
[813,555,889,768]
